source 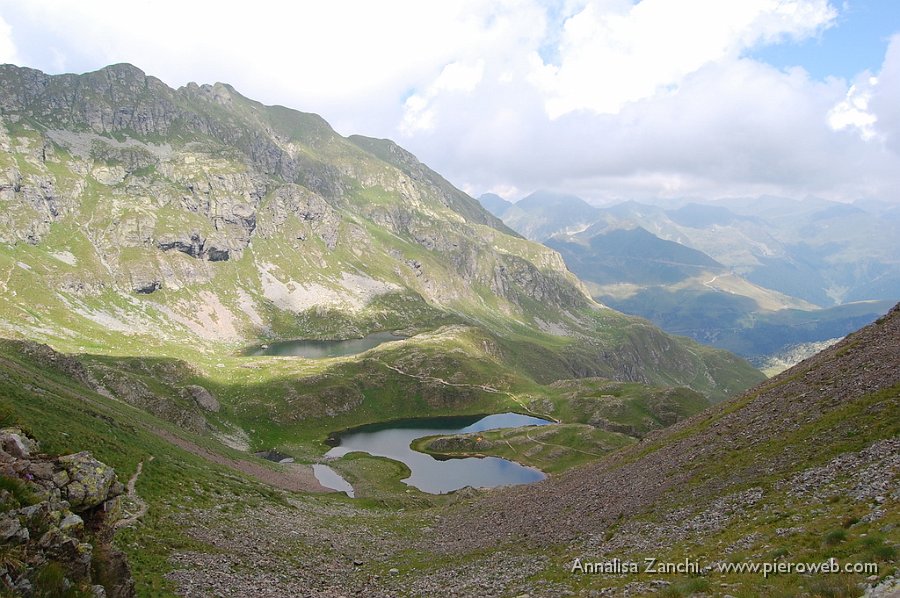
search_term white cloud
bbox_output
[529,0,837,117]
[0,0,897,203]
[401,59,485,134]
[828,76,878,141]
[869,34,900,155]
[0,14,19,64]
[406,51,900,202]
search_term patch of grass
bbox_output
[413,423,635,474]
[823,528,848,547]
[805,574,862,598]
[32,560,92,597]
[660,577,710,597]
[0,474,38,512]
[328,452,443,509]
[0,544,26,577]
[860,535,896,562]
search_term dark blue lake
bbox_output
[247,331,405,358]
[323,412,549,494]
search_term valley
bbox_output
[481,191,897,372]
[0,62,895,598]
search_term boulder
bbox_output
[0,515,27,542]
[0,428,37,458]
[57,452,121,512]
[24,460,54,481]
[59,513,84,533]
[184,385,220,412]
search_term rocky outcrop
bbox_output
[132,279,161,294]
[184,385,220,413]
[0,428,134,597]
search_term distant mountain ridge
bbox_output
[546,226,722,286]
[482,190,897,368]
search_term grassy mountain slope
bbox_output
[0,63,761,413]
[430,303,900,596]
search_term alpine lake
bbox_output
[246,334,551,495]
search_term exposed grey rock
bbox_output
[0,429,34,458]
[59,513,84,533]
[184,385,220,413]
[132,280,161,294]
[205,246,230,262]
[57,452,121,512]
[158,231,205,258]
[0,516,25,542]
[864,575,899,597]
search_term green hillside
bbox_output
[0,63,761,407]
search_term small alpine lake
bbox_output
[323,412,550,494]
[246,331,406,358]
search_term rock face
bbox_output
[0,428,134,597]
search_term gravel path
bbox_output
[115,456,153,529]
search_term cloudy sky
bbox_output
[1,0,898,204]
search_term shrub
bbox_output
[823,528,847,546]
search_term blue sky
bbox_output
[751,0,900,79]
[0,0,898,203]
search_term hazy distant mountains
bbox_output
[481,191,897,369]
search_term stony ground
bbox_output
[163,494,573,597]
[165,498,402,597]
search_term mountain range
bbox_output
[482,190,897,371]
